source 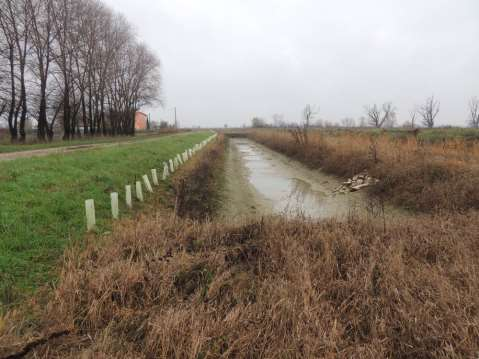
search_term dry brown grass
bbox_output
[2,132,479,358]
[1,211,479,358]
[172,135,225,219]
[249,129,479,212]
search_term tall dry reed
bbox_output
[2,212,478,358]
[249,129,479,211]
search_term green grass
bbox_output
[416,128,479,142]
[0,131,175,154]
[0,131,212,308]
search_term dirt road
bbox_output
[0,136,165,162]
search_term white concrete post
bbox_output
[85,199,96,231]
[143,174,153,193]
[125,185,132,209]
[136,181,144,202]
[188,149,193,157]
[169,159,175,173]
[111,192,119,219]
[162,163,169,180]
[177,154,183,165]
[173,157,179,169]
[151,169,159,186]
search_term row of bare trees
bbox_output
[365,96,441,129]
[256,95,479,130]
[366,96,479,129]
[0,0,161,142]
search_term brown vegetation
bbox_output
[172,135,225,219]
[1,211,479,358]
[249,129,479,212]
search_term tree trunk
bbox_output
[37,82,47,142]
[8,45,17,142]
[19,64,27,142]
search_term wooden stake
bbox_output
[111,192,119,219]
[125,185,132,208]
[85,199,96,231]
[151,169,159,186]
[136,181,144,202]
[162,163,169,180]
[143,175,153,193]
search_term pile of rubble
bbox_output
[333,171,379,194]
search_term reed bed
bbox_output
[249,129,479,211]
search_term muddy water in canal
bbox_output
[220,138,369,220]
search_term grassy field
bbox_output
[0,131,211,308]
[0,130,184,154]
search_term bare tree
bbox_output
[419,96,440,128]
[468,97,479,128]
[289,104,317,146]
[0,0,161,142]
[0,0,31,142]
[27,0,55,141]
[0,0,19,141]
[408,107,418,129]
[365,102,395,128]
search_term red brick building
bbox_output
[135,111,148,130]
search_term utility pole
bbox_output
[174,107,178,129]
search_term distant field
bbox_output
[0,131,211,308]
[315,127,479,143]
[223,127,479,143]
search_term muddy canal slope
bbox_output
[220,138,369,220]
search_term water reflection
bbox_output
[234,139,361,219]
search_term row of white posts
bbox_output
[85,133,218,231]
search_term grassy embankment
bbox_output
[0,131,212,308]
[1,134,478,358]
[249,129,479,212]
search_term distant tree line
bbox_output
[252,95,479,130]
[0,0,161,142]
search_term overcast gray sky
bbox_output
[104,0,479,128]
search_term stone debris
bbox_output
[333,171,379,194]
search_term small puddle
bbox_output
[224,138,366,219]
